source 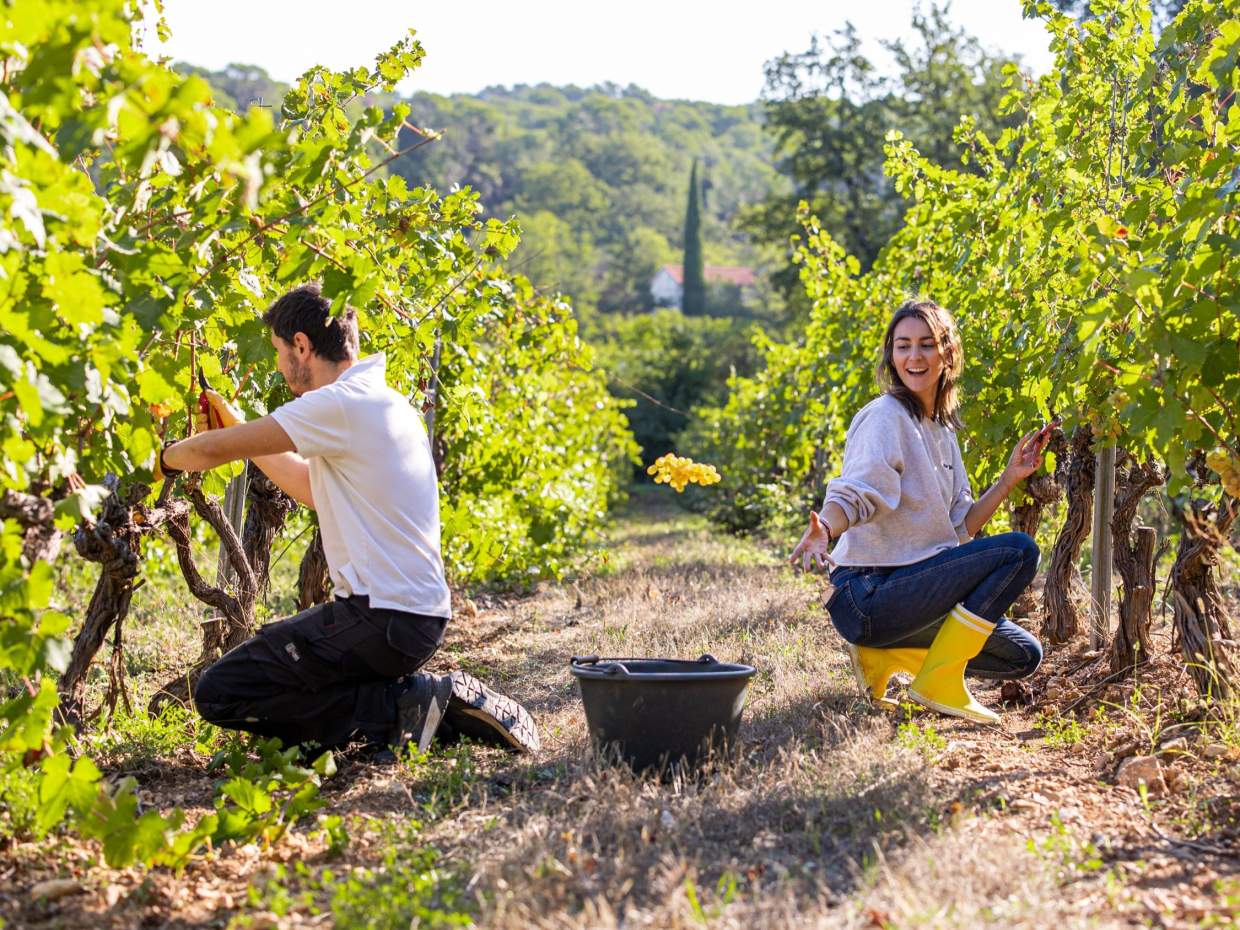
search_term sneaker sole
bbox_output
[445,671,540,753]
[395,675,454,753]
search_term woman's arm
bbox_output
[962,475,1016,537]
[818,501,850,540]
[963,428,1046,536]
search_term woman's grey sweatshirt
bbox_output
[823,393,974,567]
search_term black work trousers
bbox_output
[193,594,447,751]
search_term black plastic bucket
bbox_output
[569,654,756,774]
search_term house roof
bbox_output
[659,263,756,287]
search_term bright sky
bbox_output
[144,1,1056,105]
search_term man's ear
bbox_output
[292,331,313,358]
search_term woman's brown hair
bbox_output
[876,298,963,429]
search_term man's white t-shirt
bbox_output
[271,353,451,618]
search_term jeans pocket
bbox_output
[824,584,842,612]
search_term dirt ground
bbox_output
[2,489,1238,929]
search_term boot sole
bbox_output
[907,688,1000,725]
[845,643,872,698]
[445,671,540,753]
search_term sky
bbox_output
[143,1,1057,105]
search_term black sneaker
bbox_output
[442,671,540,754]
[389,673,454,755]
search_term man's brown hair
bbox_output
[262,283,359,362]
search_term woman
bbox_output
[790,298,1047,723]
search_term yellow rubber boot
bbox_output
[907,604,1000,724]
[845,643,928,708]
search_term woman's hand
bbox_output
[1000,428,1050,491]
[789,511,835,573]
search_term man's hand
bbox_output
[789,510,835,573]
[195,389,244,433]
[152,443,181,483]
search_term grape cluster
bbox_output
[646,453,721,493]
[1205,447,1240,497]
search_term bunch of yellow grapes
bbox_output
[1205,447,1240,497]
[646,453,721,493]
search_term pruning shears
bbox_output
[197,369,224,431]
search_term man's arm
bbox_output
[162,417,315,508]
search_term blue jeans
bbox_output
[826,532,1043,680]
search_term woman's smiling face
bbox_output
[891,315,943,410]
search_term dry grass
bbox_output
[423,490,1114,929]
[5,488,1238,929]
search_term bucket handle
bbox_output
[572,654,719,675]
[571,655,633,678]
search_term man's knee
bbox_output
[193,663,228,721]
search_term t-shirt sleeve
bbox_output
[271,388,350,458]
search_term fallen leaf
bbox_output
[30,878,84,901]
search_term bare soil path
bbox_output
[3,489,1237,928]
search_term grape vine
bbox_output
[0,0,634,860]
[689,0,1237,682]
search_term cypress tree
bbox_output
[681,159,706,315]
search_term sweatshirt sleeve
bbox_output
[823,403,905,527]
[948,431,974,542]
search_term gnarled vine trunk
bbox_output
[150,476,259,713]
[1043,426,1095,644]
[0,488,62,566]
[1009,432,1066,619]
[58,478,187,727]
[1170,495,1238,699]
[242,462,296,597]
[1109,455,1165,675]
[297,527,332,609]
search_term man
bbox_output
[158,283,538,758]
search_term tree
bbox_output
[172,62,288,112]
[682,159,706,315]
[1051,0,1185,28]
[750,6,1018,303]
[379,84,777,315]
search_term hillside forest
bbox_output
[177,7,1032,462]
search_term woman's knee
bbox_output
[1015,633,1043,678]
[1001,623,1043,679]
[1000,532,1040,585]
[1004,531,1040,567]
[971,622,1043,679]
